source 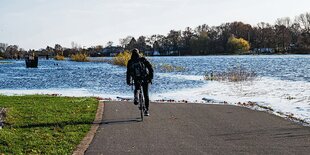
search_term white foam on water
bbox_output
[1,75,309,124]
[151,77,310,124]
[157,73,205,81]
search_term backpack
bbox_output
[129,59,148,80]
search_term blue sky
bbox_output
[0,0,309,49]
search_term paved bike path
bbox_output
[85,101,310,155]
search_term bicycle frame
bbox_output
[138,86,145,121]
[132,81,145,121]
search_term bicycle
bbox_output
[132,81,146,121]
[138,85,145,121]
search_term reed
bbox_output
[54,54,65,61]
[113,50,131,66]
[70,53,89,62]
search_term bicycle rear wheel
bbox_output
[139,91,144,121]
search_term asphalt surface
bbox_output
[85,101,310,155]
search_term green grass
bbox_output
[0,95,98,154]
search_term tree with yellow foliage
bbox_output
[227,36,250,54]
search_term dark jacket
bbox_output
[127,57,153,84]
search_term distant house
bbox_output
[252,48,274,54]
[101,46,124,57]
[153,51,160,56]
[167,51,180,56]
[144,51,161,56]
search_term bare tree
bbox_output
[54,44,63,55]
[296,12,310,32]
[276,17,292,27]
[119,36,133,48]
[125,37,137,50]
[275,18,292,51]
[71,41,81,51]
[0,43,8,53]
[106,41,113,47]
[136,36,148,52]
[182,27,194,52]
[166,30,182,52]
[5,45,19,59]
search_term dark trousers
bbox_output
[134,80,149,110]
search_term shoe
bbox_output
[144,110,149,116]
[134,97,138,105]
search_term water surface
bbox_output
[0,55,309,123]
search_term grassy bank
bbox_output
[0,95,98,154]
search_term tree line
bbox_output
[121,12,310,55]
[0,43,106,59]
[0,12,309,59]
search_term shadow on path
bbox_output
[13,121,93,128]
[13,117,141,128]
[102,118,142,125]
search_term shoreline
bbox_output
[0,54,310,62]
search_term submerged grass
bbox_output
[157,64,186,72]
[0,95,98,154]
[0,62,13,64]
[204,67,257,82]
[89,58,112,63]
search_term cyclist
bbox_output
[127,48,154,116]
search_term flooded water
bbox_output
[0,55,309,123]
